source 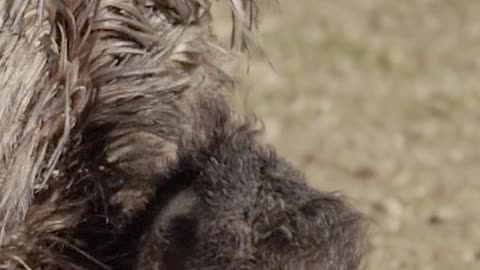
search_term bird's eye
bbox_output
[168,216,198,248]
[164,216,198,270]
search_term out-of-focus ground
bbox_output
[213,0,480,269]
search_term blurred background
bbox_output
[214,0,480,269]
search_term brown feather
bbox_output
[0,0,273,269]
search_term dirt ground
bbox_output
[212,0,480,269]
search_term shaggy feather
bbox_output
[0,0,273,269]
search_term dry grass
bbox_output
[213,0,480,269]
